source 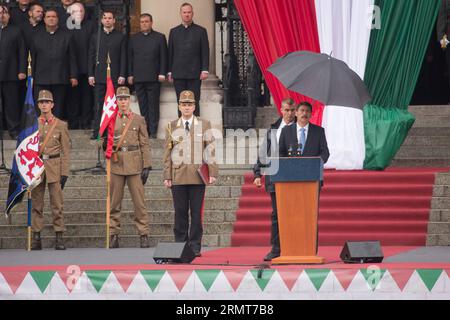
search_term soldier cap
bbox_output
[37,90,54,102]
[179,90,195,103]
[116,86,131,98]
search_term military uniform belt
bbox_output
[42,154,60,160]
[115,145,139,152]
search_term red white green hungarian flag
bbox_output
[98,76,117,159]
[236,0,441,170]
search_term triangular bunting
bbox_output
[360,268,386,291]
[166,270,193,292]
[304,269,330,291]
[389,269,415,291]
[446,269,450,278]
[140,270,166,292]
[1,271,29,294]
[416,269,443,292]
[85,270,111,293]
[332,269,359,291]
[195,270,221,292]
[29,271,56,294]
[277,269,303,291]
[222,270,248,291]
[57,268,82,293]
[249,269,275,291]
[114,271,139,293]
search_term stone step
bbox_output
[396,146,450,158]
[0,185,242,201]
[409,105,450,117]
[0,173,245,187]
[7,197,240,213]
[413,117,450,128]
[0,221,234,238]
[403,136,450,146]
[0,234,228,249]
[5,210,236,225]
[429,210,450,222]
[408,127,450,137]
[390,158,450,167]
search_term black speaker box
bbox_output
[340,241,384,264]
[153,242,195,264]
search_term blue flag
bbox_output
[5,77,44,216]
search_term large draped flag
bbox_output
[5,76,44,216]
[235,0,441,170]
[98,75,118,159]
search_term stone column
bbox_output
[139,0,223,138]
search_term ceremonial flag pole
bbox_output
[98,53,118,249]
[6,51,44,251]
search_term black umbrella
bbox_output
[268,51,371,109]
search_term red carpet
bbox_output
[231,168,448,247]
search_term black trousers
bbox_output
[135,81,161,136]
[171,184,206,253]
[0,81,21,135]
[269,192,280,254]
[67,74,94,129]
[34,84,67,119]
[173,79,201,117]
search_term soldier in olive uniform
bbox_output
[163,90,218,257]
[109,87,152,249]
[31,90,71,251]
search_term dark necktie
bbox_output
[185,121,190,134]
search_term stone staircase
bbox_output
[0,130,245,249]
[392,105,450,167]
[428,172,450,246]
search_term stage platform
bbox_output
[1,246,450,300]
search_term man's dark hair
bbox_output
[44,8,58,17]
[140,13,153,21]
[297,101,313,112]
[180,2,193,10]
[29,2,44,12]
[102,10,115,18]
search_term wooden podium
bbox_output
[270,157,324,265]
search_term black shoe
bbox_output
[263,252,280,261]
[110,235,119,248]
[31,232,42,251]
[140,235,150,248]
[195,252,202,257]
[90,132,98,140]
[55,232,66,250]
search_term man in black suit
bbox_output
[168,2,209,117]
[88,10,127,139]
[32,9,78,119]
[0,5,27,139]
[20,2,44,51]
[253,98,296,261]
[128,13,167,138]
[66,2,95,129]
[8,0,30,27]
[279,102,330,162]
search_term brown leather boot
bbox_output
[31,232,42,250]
[55,232,66,250]
[140,235,150,248]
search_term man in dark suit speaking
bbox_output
[168,2,209,117]
[279,102,330,163]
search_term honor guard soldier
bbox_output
[109,86,152,249]
[163,90,218,257]
[31,90,71,250]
